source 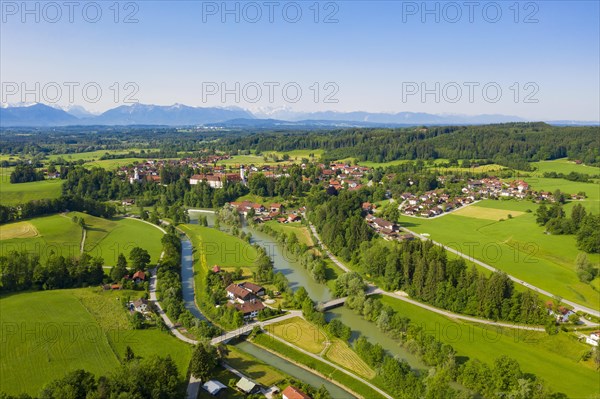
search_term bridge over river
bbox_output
[319,286,382,310]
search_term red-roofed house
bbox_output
[228,300,265,319]
[282,385,311,399]
[132,271,146,283]
[226,284,257,302]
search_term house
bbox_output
[239,282,265,296]
[362,202,374,212]
[212,265,221,273]
[270,203,284,213]
[372,218,398,232]
[121,199,135,206]
[236,377,260,394]
[132,270,146,283]
[282,385,312,399]
[226,283,257,302]
[202,380,227,396]
[132,298,149,313]
[586,331,600,346]
[234,300,265,319]
[287,214,301,222]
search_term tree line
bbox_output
[9,164,45,183]
[221,123,600,168]
[0,195,116,224]
[0,251,104,293]
[0,353,184,399]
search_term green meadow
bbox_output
[0,213,164,266]
[530,158,600,177]
[81,215,164,266]
[0,288,192,396]
[400,200,600,310]
[180,224,259,303]
[0,179,63,206]
[0,214,82,262]
[181,224,258,269]
[526,177,600,213]
[378,295,599,399]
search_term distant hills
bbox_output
[0,103,597,127]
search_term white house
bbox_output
[586,331,600,347]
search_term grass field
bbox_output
[400,200,600,310]
[80,215,164,265]
[0,288,192,396]
[324,341,376,380]
[0,213,164,266]
[377,295,599,399]
[526,177,600,213]
[224,345,286,386]
[0,221,39,239]
[356,158,506,173]
[0,179,63,206]
[452,205,525,220]
[264,221,314,247]
[1,214,83,261]
[84,158,143,170]
[530,158,600,177]
[181,224,258,268]
[267,317,376,380]
[267,317,327,354]
[180,224,259,309]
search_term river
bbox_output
[186,210,424,370]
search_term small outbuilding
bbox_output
[236,377,259,394]
[202,380,227,396]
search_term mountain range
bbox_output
[0,103,597,127]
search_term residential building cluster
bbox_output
[225,281,266,319]
[320,162,370,191]
[228,200,303,224]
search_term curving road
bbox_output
[401,227,600,318]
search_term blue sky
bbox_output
[1,1,599,120]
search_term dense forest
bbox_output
[221,123,600,168]
[309,190,550,325]
[2,123,598,171]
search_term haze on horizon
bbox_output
[1,1,599,121]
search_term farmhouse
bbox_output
[226,283,257,302]
[239,282,265,296]
[132,270,146,283]
[372,217,398,232]
[131,298,149,313]
[282,385,312,399]
[234,300,265,319]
